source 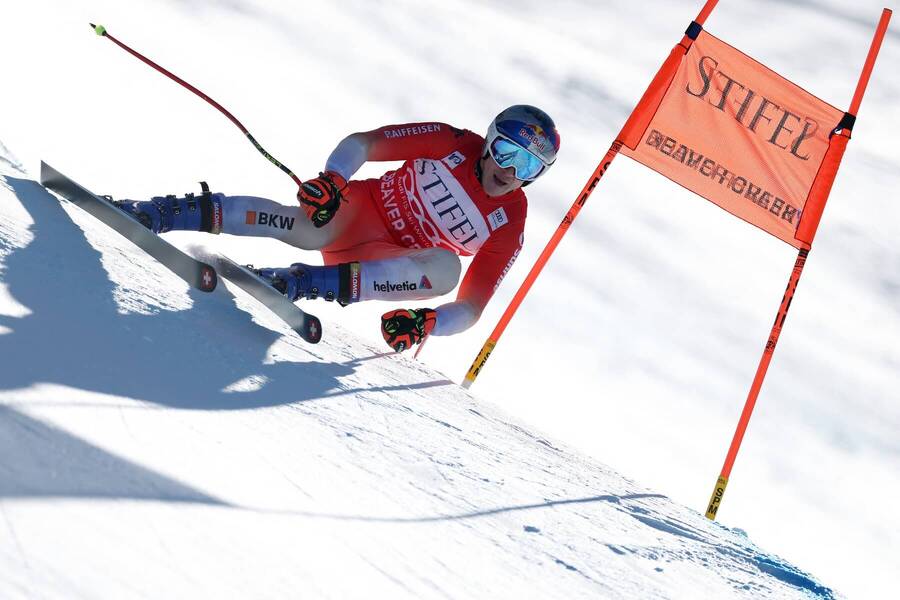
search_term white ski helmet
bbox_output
[484,105,560,181]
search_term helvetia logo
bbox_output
[419,275,432,289]
[373,280,418,293]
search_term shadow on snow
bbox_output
[0,174,452,410]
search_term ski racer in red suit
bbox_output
[117,105,560,352]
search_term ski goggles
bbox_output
[487,135,549,182]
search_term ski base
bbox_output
[40,161,321,344]
[39,161,217,292]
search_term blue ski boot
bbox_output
[114,182,222,234]
[253,262,360,306]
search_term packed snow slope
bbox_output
[1,0,898,598]
[0,159,836,598]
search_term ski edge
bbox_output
[211,255,322,344]
[39,161,218,293]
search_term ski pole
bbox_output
[413,335,429,360]
[89,24,301,187]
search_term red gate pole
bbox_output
[461,0,721,389]
[705,246,809,519]
[705,8,892,520]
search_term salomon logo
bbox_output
[211,198,223,233]
[350,263,361,301]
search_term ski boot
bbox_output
[252,262,360,306]
[114,182,222,234]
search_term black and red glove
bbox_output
[296,171,348,228]
[381,308,437,352]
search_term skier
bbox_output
[116,105,560,352]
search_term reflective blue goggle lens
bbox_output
[489,137,546,181]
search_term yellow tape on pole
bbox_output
[705,476,728,520]
[462,340,496,389]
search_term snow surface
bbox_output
[0,158,831,600]
[1,0,898,598]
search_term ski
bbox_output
[40,161,322,343]
[210,255,322,344]
[39,161,218,292]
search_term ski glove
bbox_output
[381,308,437,353]
[297,171,348,228]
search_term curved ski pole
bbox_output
[89,23,302,188]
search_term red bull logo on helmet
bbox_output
[518,125,548,153]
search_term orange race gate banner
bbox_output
[461,0,890,521]
[621,30,845,248]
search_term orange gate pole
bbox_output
[462,0,722,389]
[705,246,809,519]
[705,8,892,520]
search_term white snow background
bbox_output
[1,0,898,598]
